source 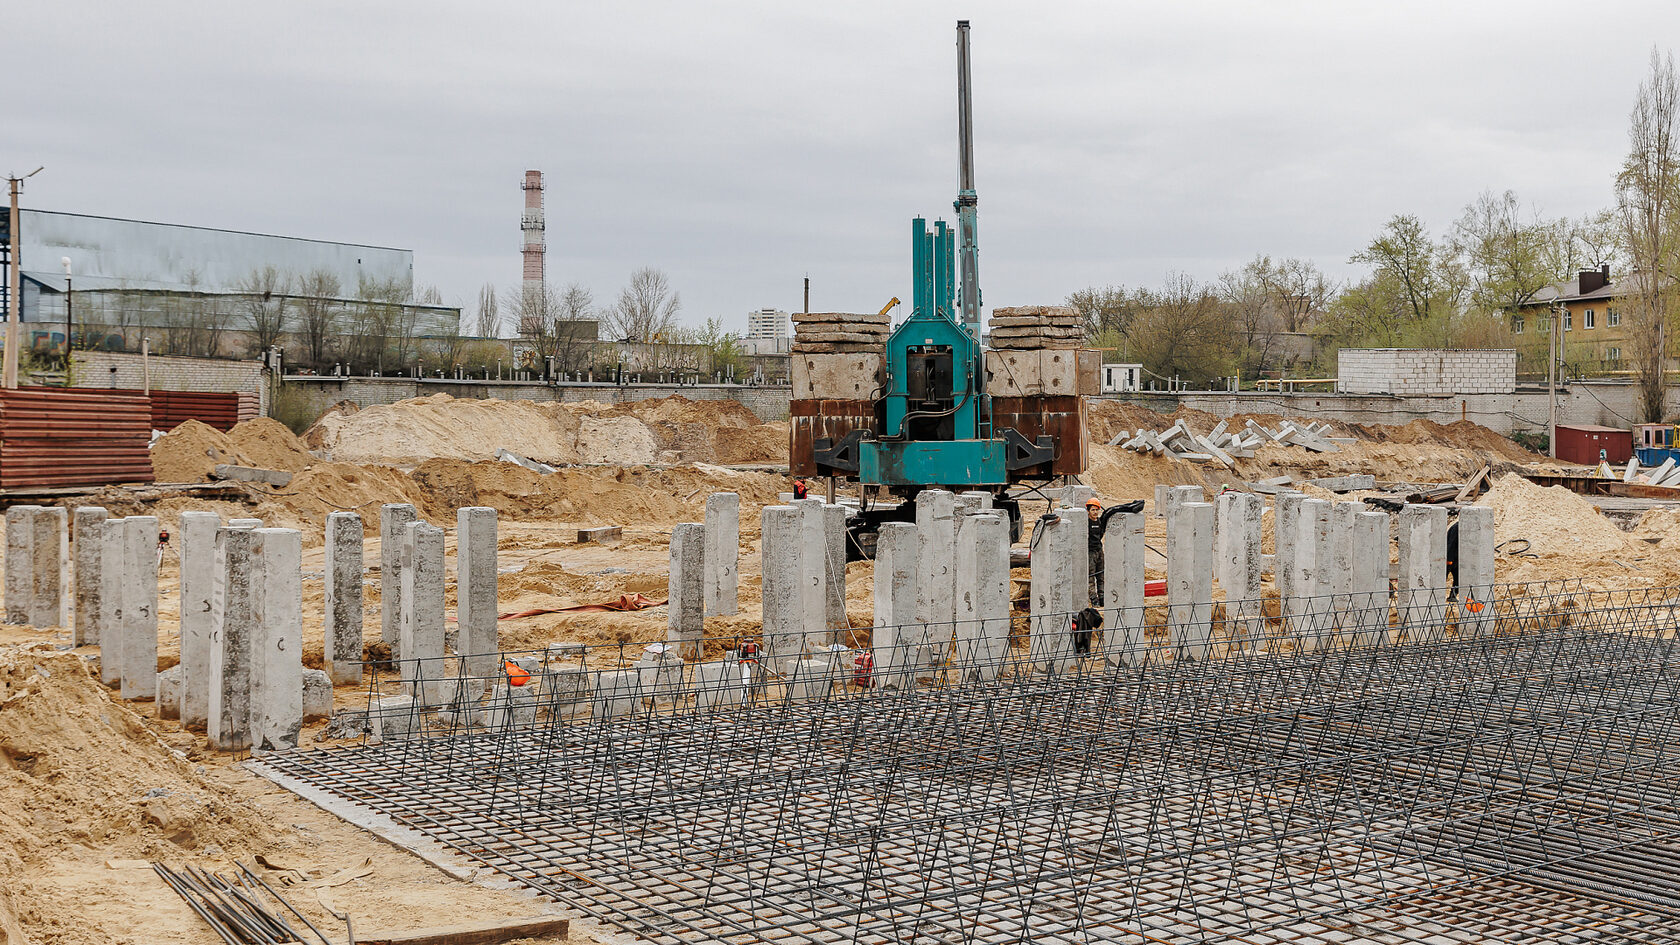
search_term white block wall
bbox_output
[1337,349,1516,396]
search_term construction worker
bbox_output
[1086,498,1104,604]
[1072,606,1103,656]
[792,478,809,500]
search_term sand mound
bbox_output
[152,417,317,482]
[256,462,430,533]
[1376,419,1538,460]
[0,645,285,938]
[1477,473,1630,555]
[302,394,781,466]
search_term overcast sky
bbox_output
[7,1,1678,329]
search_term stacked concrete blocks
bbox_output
[250,528,304,751]
[456,507,500,676]
[952,511,1009,681]
[871,522,919,689]
[379,503,418,660]
[324,512,364,686]
[703,492,740,617]
[1168,501,1215,662]
[1029,512,1077,675]
[1102,510,1147,666]
[72,506,108,646]
[178,511,220,728]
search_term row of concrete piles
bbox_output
[4,502,507,753]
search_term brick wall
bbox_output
[72,351,269,415]
[1338,349,1516,395]
[283,377,793,423]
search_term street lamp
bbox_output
[61,256,72,380]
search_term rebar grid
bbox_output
[255,582,1680,944]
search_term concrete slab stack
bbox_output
[456,507,499,676]
[666,522,705,657]
[250,528,303,751]
[1102,510,1147,666]
[121,516,159,701]
[1215,492,1262,652]
[1457,506,1496,638]
[760,505,805,666]
[72,506,108,647]
[952,511,1009,680]
[871,521,919,689]
[324,511,364,686]
[208,526,255,752]
[178,511,220,728]
[1029,512,1077,675]
[379,503,418,660]
[1168,501,1215,662]
[703,492,740,617]
[401,520,448,708]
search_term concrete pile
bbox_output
[792,311,890,353]
[1111,417,1349,467]
[987,305,1082,350]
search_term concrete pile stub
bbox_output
[98,518,125,687]
[703,492,740,616]
[915,490,957,661]
[324,512,364,686]
[4,505,41,625]
[1274,492,1305,596]
[1351,511,1391,647]
[178,511,220,728]
[1328,503,1359,643]
[792,498,830,648]
[693,659,748,712]
[1059,507,1090,613]
[25,507,68,630]
[1103,511,1146,666]
[957,490,995,514]
[636,643,686,705]
[1292,499,1332,650]
[456,507,500,677]
[302,669,334,721]
[666,522,706,658]
[379,503,418,660]
[952,511,1009,680]
[400,520,448,708]
[208,526,255,752]
[871,521,920,689]
[1457,506,1496,637]
[121,516,159,701]
[250,528,304,751]
[592,668,643,720]
[785,658,832,702]
[1398,504,1447,641]
[1029,512,1077,674]
[72,506,108,647]
[824,503,848,632]
[760,505,806,666]
[156,666,182,720]
[1168,501,1215,662]
[1215,492,1262,652]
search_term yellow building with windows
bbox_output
[1513,265,1648,375]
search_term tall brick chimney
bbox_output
[520,171,546,332]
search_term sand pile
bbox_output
[1378,419,1537,461]
[303,394,784,466]
[151,417,319,483]
[0,645,285,940]
[404,459,785,526]
[1477,473,1631,555]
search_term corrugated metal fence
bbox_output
[0,387,155,489]
[149,389,241,432]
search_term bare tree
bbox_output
[1616,47,1680,422]
[237,265,290,354]
[475,283,500,339]
[294,268,343,369]
[605,267,681,342]
[1064,285,1140,341]
[1125,273,1230,383]
[516,282,598,373]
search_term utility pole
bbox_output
[5,167,43,390]
[1548,302,1559,458]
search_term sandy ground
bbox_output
[7,396,1680,944]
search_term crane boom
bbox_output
[955,20,980,330]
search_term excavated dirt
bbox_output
[151,418,318,484]
[1476,473,1633,557]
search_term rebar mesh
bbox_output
[254,581,1680,944]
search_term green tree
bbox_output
[1616,47,1680,421]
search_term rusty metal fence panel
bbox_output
[0,387,155,489]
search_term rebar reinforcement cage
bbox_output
[254,580,1680,944]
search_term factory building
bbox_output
[741,307,790,355]
[3,209,458,363]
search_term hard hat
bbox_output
[1084,497,1102,509]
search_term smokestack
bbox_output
[520,170,546,333]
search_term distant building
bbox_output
[742,307,790,355]
[1513,265,1644,374]
[1,208,457,361]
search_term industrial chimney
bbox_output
[520,170,546,334]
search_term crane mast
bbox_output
[955,20,981,330]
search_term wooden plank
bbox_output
[577,526,622,543]
[1454,465,1490,503]
[354,915,569,945]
